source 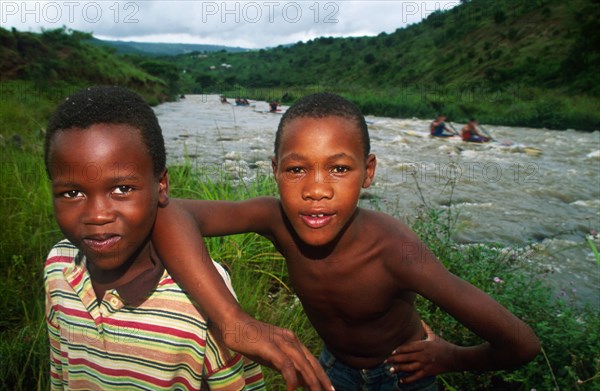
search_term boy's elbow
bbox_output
[526,336,542,363]
[516,330,541,366]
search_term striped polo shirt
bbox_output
[44,239,265,390]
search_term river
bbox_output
[154,94,600,305]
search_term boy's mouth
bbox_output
[300,212,334,228]
[83,234,121,252]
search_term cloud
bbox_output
[1,1,459,49]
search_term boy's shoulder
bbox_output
[357,208,433,266]
[358,208,413,237]
[45,239,78,270]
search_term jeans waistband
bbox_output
[320,345,394,380]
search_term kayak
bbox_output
[400,129,543,155]
[254,109,284,115]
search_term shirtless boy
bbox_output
[155,93,540,390]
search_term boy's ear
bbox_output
[158,169,169,207]
[362,154,377,189]
[271,156,279,180]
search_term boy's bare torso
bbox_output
[269,207,426,369]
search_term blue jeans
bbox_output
[319,346,438,391]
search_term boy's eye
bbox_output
[331,166,350,174]
[286,167,305,174]
[282,166,306,181]
[113,185,133,195]
[62,190,83,199]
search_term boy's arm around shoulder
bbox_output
[383,222,540,380]
[173,196,280,237]
[153,198,333,391]
[152,195,281,328]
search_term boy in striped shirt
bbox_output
[43,86,264,390]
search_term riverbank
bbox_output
[350,86,600,131]
[1,90,598,389]
[156,94,600,303]
[1,146,599,389]
[218,84,600,131]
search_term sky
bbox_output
[2,1,460,49]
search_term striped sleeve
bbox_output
[202,329,246,390]
[242,358,265,390]
[208,261,265,389]
[44,240,76,390]
[46,281,64,391]
[43,240,265,390]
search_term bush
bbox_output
[410,203,600,390]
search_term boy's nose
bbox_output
[302,171,333,201]
[83,196,115,225]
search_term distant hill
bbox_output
[171,0,599,95]
[1,0,599,130]
[88,38,250,56]
[166,0,599,129]
[0,27,175,103]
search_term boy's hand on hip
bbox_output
[385,321,454,384]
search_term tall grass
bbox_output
[0,84,65,390]
[223,83,600,131]
[1,89,598,390]
[410,206,600,390]
[400,173,600,389]
[0,147,59,390]
[344,86,600,131]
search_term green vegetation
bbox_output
[2,0,599,129]
[410,206,600,390]
[1,79,598,389]
[167,0,600,130]
[2,113,599,388]
[87,37,250,56]
[1,0,599,388]
[0,27,177,103]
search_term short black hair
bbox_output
[274,92,370,158]
[44,86,166,178]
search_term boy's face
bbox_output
[272,116,376,247]
[48,124,168,272]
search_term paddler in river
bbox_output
[430,114,457,137]
[269,100,280,113]
[461,118,491,143]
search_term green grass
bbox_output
[410,206,600,390]
[216,83,600,131]
[1,90,598,390]
[1,27,176,105]
[0,149,59,390]
[3,150,599,389]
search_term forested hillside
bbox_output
[0,27,178,103]
[169,0,600,129]
[1,0,599,130]
[87,37,249,56]
[0,26,191,146]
